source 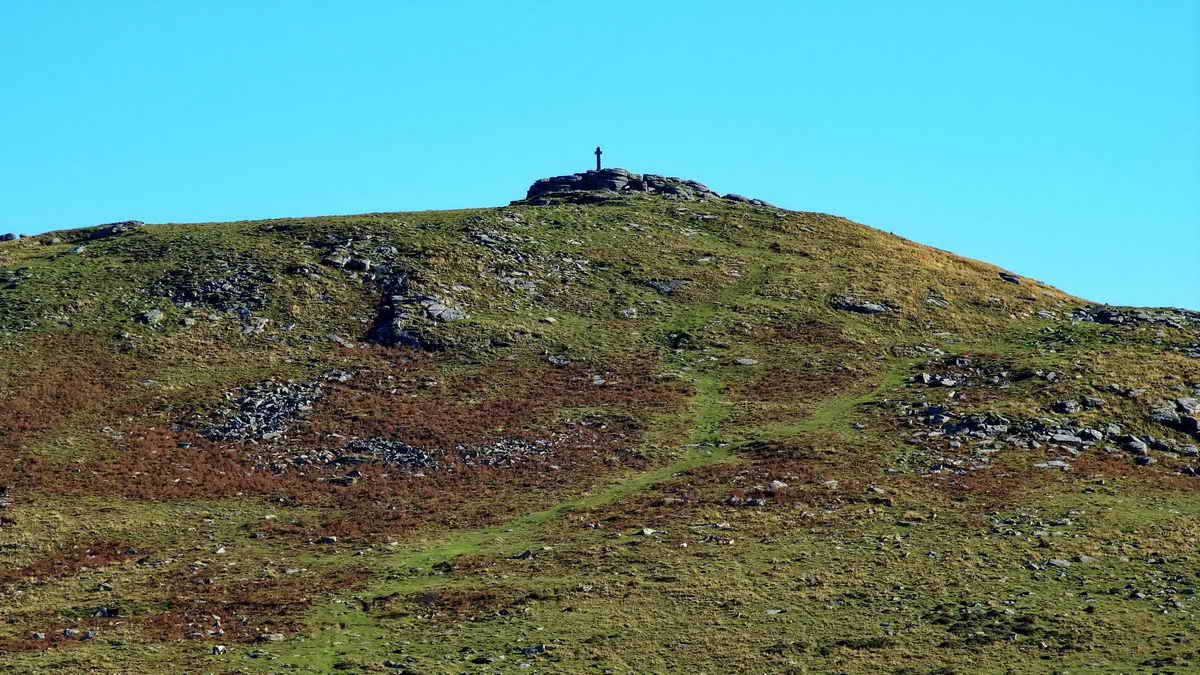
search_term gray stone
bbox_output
[1082,396,1106,409]
[139,309,165,326]
[1176,398,1200,414]
[722,193,775,207]
[1034,460,1071,469]
[1123,439,1149,454]
[1053,400,1080,414]
[735,358,759,366]
[646,279,687,295]
[241,317,270,335]
[1051,433,1084,444]
[998,272,1020,284]
[1136,455,1156,465]
[423,302,467,322]
[1047,559,1071,568]
[831,296,890,314]
[260,633,286,642]
[1148,406,1181,426]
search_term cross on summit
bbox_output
[594,146,602,171]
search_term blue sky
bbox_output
[3,1,1197,309]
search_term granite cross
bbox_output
[594,146,602,171]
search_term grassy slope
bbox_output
[0,195,1197,673]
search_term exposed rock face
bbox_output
[516,168,721,205]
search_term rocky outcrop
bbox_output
[515,168,729,205]
[1071,304,1200,328]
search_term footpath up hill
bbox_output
[0,172,1198,673]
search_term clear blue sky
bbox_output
[3,1,1197,309]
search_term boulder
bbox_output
[831,296,890,314]
[722,193,775,207]
[1052,400,1080,414]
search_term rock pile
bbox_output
[199,371,351,442]
[153,257,273,314]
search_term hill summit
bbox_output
[0,178,1197,672]
[515,167,774,207]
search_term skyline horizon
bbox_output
[5,157,1195,312]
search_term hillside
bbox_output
[1,170,1198,674]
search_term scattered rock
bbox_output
[831,296,890,314]
[200,374,339,442]
[998,272,1020,284]
[139,309,165,326]
[735,358,759,366]
[153,257,272,314]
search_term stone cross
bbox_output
[594,146,602,171]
